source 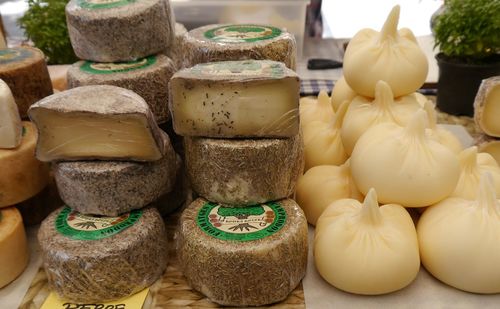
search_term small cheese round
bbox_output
[66,0,175,62]
[183,24,297,70]
[0,47,53,118]
[177,198,308,306]
[53,132,177,216]
[184,133,304,205]
[39,206,168,302]
[0,207,29,288]
[0,121,50,207]
[67,54,176,124]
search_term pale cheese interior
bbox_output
[0,81,22,149]
[35,111,161,161]
[482,85,500,136]
[482,142,500,165]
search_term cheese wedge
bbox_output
[0,79,22,148]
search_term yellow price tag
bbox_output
[41,288,149,309]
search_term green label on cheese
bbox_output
[77,0,135,9]
[0,48,33,65]
[196,202,286,242]
[55,206,142,241]
[191,60,286,78]
[204,24,282,43]
[80,56,156,74]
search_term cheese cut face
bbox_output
[0,207,29,288]
[28,85,166,162]
[170,60,299,138]
[0,79,22,148]
[474,76,500,137]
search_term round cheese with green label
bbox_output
[177,198,307,306]
[182,24,297,70]
[38,206,168,302]
[0,46,53,118]
[67,54,176,124]
[66,0,175,62]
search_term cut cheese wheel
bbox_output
[39,206,168,302]
[0,46,53,118]
[0,79,22,148]
[177,198,307,306]
[68,54,176,124]
[66,0,175,62]
[170,60,300,138]
[474,76,500,137]
[53,132,176,216]
[184,133,304,206]
[476,134,500,165]
[183,24,297,70]
[28,85,166,162]
[0,121,50,208]
[0,207,29,288]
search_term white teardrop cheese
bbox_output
[0,79,22,149]
[299,90,335,125]
[476,134,500,165]
[423,100,463,154]
[330,76,356,112]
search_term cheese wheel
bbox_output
[184,133,304,206]
[183,24,297,70]
[0,79,22,148]
[67,54,175,124]
[0,47,53,118]
[474,76,500,137]
[177,198,308,306]
[0,121,49,207]
[66,0,175,62]
[53,132,176,216]
[48,65,70,91]
[39,206,168,302]
[476,134,500,165]
[169,23,188,69]
[0,207,29,288]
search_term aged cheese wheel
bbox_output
[0,47,53,118]
[66,0,175,62]
[39,206,168,302]
[0,207,29,288]
[48,65,70,91]
[154,154,191,216]
[0,79,23,149]
[474,76,500,137]
[53,132,176,216]
[476,134,500,165]
[67,54,176,124]
[28,85,167,162]
[184,133,304,206]
[177,198,308,306]
[169,23,188,69]
[183,24,297,70]
[0,121,49,208]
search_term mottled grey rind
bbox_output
[184,133,304,206]
[67,54,176,124]
[38,207,168,303]
[177,197,308,306]
[473,76,500,137]
[66,0,175,62]
[167,23,188,70]
[28,85,166,162]
[183,24,297,70]
[53,132,177,216]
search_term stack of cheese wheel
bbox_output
[170,59,308,306]
[474,76,500,165]
[28,85,180,302]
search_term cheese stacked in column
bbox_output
[474,77,500,165]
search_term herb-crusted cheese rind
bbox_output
[184,133,304,206]
[28,85,166,162]
[53,132,177,216]
[177,198,308,306]
[170,60,300,138]
[38,207,168,302]
[474,76,500,137]
[0,47,53,118]
[65,0,175,62]
[183,24,297,70]
[168,23,188,70]
[67,54,176,124]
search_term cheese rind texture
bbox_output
[182,24,297,70]
[53,132,177,216]
[67,54,176,124]
[177,198,308,306]
[170,60,299,138]
[65,0,175,62]
[0,79,22,148]
[28,85,166,162]
[0,46,53,118]
[184,133,304,206]
[38,207,168,302]
[476,134,500,165]
[0,121,50,207]
[0,207,29,288]
[474,76,500,137]
[168,23,188,69]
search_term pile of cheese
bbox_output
[297,5,500,295]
